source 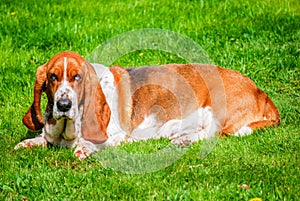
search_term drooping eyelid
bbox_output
[50,73,58,81]
[68,68,81,81]
[48,68,63,82]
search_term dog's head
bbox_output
[23,51,110,143]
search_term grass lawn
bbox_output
[0,0,299,200]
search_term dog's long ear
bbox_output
[22,64,47,131]
[80,62,110,144]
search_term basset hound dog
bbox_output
[15,51,280,160]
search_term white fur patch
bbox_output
[130,114,161,141]
[63,57,67,80]
[129,107,219,145]
[233,126,252,137]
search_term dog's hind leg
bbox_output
[233,119,280,137]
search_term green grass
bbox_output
[0,0,299,200]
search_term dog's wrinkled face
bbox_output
[47,56,83,120]
[22,51,110,144]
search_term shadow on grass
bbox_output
[20,130,41,141]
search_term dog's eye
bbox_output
[50,74,58,81]
[74,74,81,81]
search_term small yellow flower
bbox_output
[11,12,16,16]
[139,52,144,56]
[250,198,262,201]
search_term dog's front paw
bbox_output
[14,136,47,149]
[74,144,93,160]
[169,132,195,147]
[74,147,88,160]
[74,139,102,160]
[170,138,192,147]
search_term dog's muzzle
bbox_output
[53,81,78,120]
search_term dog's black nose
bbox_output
[57,99,72,112]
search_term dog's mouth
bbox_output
[53,111,77,121]
[53,108,78,121]
[55,114,72,120]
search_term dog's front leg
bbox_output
[14,133,47,149]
